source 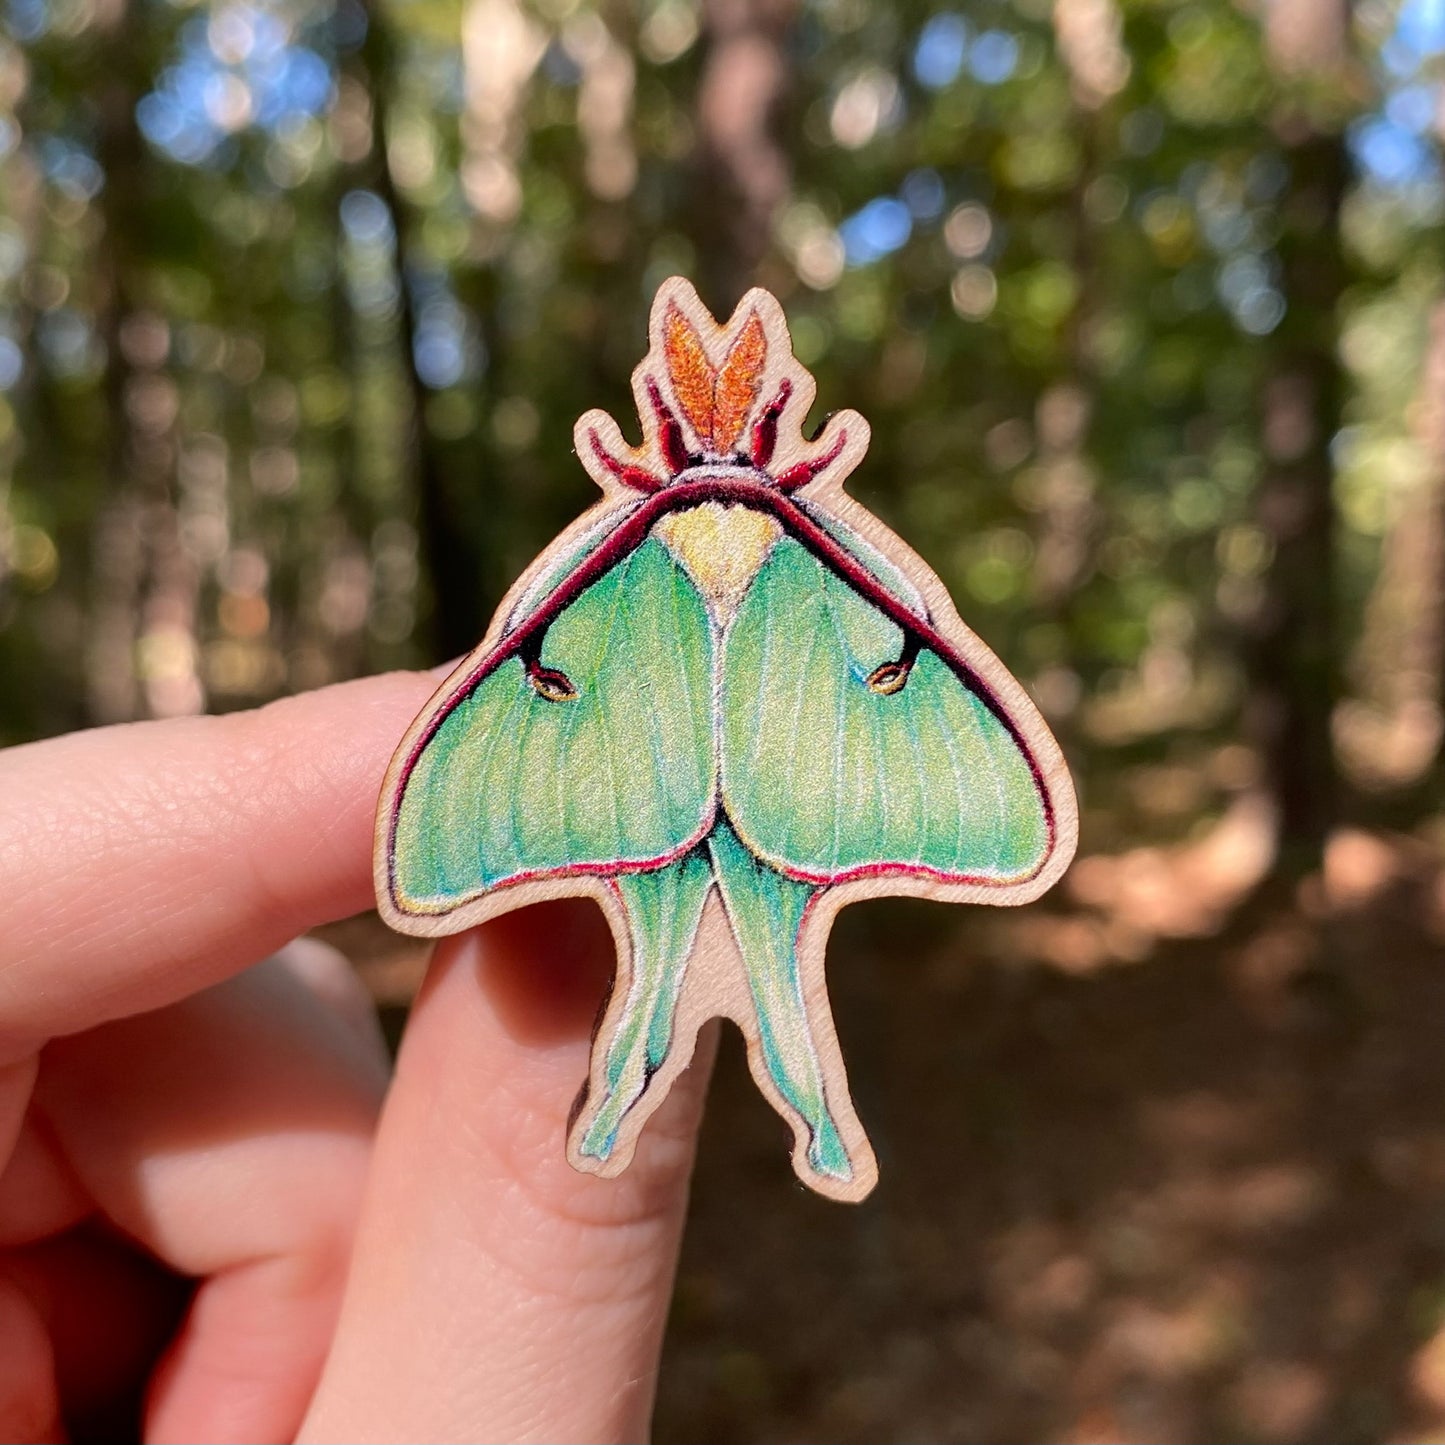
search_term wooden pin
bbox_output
[375,278,1077,1202]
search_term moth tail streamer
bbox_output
[576,852,713,1162]
[706,819,854,1184]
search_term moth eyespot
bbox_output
[529,666,579,703]
[866,661,911,696]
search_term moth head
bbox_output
[578,278,863,497]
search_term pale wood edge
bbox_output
[370,276,1079,1202]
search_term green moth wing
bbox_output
[719,536,1051,886]
[576,851,714,1161]
[388,536,716,914]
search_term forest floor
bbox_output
[324,808,1445,1445]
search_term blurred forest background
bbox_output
[6,0,1445,1435]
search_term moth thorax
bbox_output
[653,502,783,626]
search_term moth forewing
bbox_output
[784,470,1079,906]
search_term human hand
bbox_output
[0,672,714,1443]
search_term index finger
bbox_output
[0,671,436,1052]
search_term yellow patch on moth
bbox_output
[654,503,783,625]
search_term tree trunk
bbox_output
[353,0,482,664]
[690,0,797,309]
[89,0,204,721]
[1245,125,1348,873]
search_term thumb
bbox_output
[300,899,715,1444]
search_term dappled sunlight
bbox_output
[460,0,544,226]
[5,0,1445,1435]
[1004,811,1445,978]
[1008,791,1277,968]
[664,857,1445,1442]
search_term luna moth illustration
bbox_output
[375,277,1077,1202]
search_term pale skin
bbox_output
[0,669,715,1444]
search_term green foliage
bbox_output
[0,0,1442,858]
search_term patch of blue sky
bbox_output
[913,15,1018,90]
[1354,0,1443,189]
[913,14,967,89]
[1385,82,1438,133]
[249,47,332,128]
[137,4,334,167]
[0,335,22,391]
[36,137,104,199]
[901,168,946,222]
[1350,115,1437,187]
[1396,0,1445,57]
[968,30,1019,86]
[340,189,394,248]
[839,197,912,267]
[4,0,47,43]
[411,283,485,389]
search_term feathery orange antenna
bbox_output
[713,313,767,454]
[662,303,769,456]
[663,304,717,448]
